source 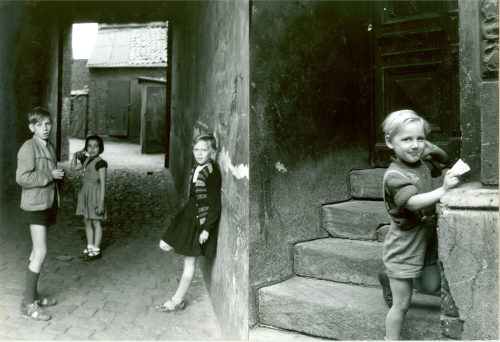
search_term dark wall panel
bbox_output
[249,0,373,325]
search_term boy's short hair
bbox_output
[28,107,52,124]
[382,109,431,138]
[193,134,217,151]
[85,135,105,154]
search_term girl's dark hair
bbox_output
[193,134,217,151]
[85,135,104,154]
[28,106,51,124]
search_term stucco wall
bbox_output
[249,0,372,326]
[0,3,23,202]
[0,4,62,201]
[459,0,498,185]
[87,67,166,137]
[438,184,499,340]
[169,1,249,339]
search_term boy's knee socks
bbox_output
[23,269,40,304]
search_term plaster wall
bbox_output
[169,1,249,338]
[87,67,166,137]
[458,0,498,184]
[0,3,23,202]
[249,0,372,325]
[0,4,62,201]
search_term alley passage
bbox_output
[0,139,221,340]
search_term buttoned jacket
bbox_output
[16,137,60,211]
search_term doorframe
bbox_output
[165,20,172,168]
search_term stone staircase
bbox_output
[257,169,442,340]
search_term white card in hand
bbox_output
[450,159,470,175]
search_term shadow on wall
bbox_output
[252,1,372,156]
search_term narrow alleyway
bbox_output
[0,139,221,340]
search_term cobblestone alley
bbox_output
[0,139,222,340]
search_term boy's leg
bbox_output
[26,224,47,303]
[378,269,393,307]
[386,277,413,340]
[413,264,441,294]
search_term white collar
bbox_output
[193,163,209,182]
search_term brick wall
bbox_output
[87,67,166,136]
[71,59,89,90]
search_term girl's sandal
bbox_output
[81,245,94,257]
[84,249,101,261]
[155,299,185,312]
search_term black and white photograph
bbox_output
[0,0,497,340]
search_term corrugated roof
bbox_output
[87,23,167,68]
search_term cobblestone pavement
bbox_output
[0,139,222,340]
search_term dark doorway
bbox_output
[107,79,130,136]
[371,0,460,166]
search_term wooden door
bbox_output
[141,85,166,154]
[107,80,130,136]
[372,0,460,166]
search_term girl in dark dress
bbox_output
[155,134,221,312]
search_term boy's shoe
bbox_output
[37,295,57,307]
[21,301,51,321]
[155,299,185,312]
[378,270,393,308]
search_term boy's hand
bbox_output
[199,230,209,244]
[421,140,438,159]
[51,168,65,180]
[443,170,460,191]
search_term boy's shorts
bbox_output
[20,196,58,227]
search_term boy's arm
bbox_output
[422,141,449,165]
[16,143,54,188]
[406,169,460,211]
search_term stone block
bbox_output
[480,81,499,185]
[376,224,390,242]
[322,200,390,240]
[441,182,499,209]
[258,277,441,340]
[440,315,464,340]
[294,238,383,286]
[66,326,95,340]
[250,326,324,341]
[438,190,499,340]
[350,168,385,199]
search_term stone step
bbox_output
[349,168,446,200]
[350,168,385,199]
[294,238,383,287]
[250,326,328,341]
[322,200,390,240]
[258,277,441,340]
